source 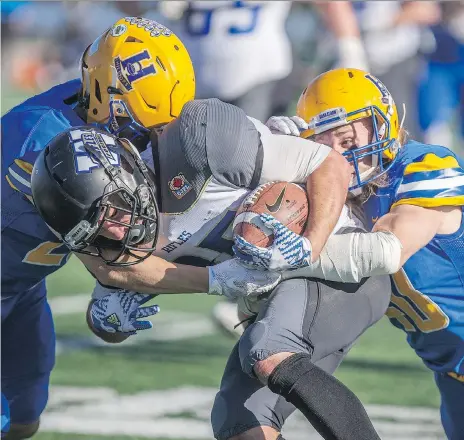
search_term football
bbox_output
[233,181,309,248]
[86,301,130,344]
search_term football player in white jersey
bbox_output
[30,20,390,439]
[33,109,389,440]
[162,0,370,334]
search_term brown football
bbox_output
[233,181,309,247]
[86,301,130,344]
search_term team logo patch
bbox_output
[124,17,172,37]
[111,23,127,37]
[69,128,120,174]
[106,313,121,327]
[169,173,192,199]
[114,50,156,91]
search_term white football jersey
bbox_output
[137,99,360,268]
[154,179,248,265]
[176,1,293,99]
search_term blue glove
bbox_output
[233,213,312,271]
[90,290,160,335]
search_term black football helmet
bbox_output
[31,126,160,266]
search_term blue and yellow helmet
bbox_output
[297,68,401,189]
[80,17,195,141]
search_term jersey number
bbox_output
[174,210,236,267]
[386,269,449,333]
[186,2,261,36]
[23,241,69,267]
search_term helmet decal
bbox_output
[69,128,120,174]
[124,17,172,37]
[111,23,127,37]
[114,50,156,91]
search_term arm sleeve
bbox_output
[250,117,331,184]
[284,229,402,283]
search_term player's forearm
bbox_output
[303,150,351,261]
[314,1,368,70]
[315,1,361,39]
[80,253,209,294]
[285,230,402,283]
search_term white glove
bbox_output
[208,258,282,299]
[92,282,119,300]
[90,289,160,335]
[233,214,313,271]
[265,116,309,137]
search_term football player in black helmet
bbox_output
[31,126,159,266]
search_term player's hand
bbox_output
[233,213,313,271]
[208,258,282,299]
[265,115,308,136]
[89,290,160,335]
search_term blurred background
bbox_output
[2,1,464,439]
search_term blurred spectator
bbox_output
[163,1,367,122]
[417,1,464,153]
[1,1,161,92]
[164,1,294,122]
[338,1,440,140]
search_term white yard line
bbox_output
[40,386,445,440]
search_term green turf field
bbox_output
[3,89,446,439]
[47,257,439,407]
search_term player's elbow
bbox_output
[322,150,351,187]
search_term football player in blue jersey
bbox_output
[0,17,197,439]
[235,68,464,440]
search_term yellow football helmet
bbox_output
[297,68,400,189]
[80,17,195,141]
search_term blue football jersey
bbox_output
[1,79,84,295]
[364,141,464,374]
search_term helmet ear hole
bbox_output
[95,80,102,104]
[125,36,143,44]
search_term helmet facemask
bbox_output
[309,103,399,192]
[63,138,159,266]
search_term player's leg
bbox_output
[434,371,464,440]
[1,282,56,439]
[239,276,391,440]
[211,337,347,439]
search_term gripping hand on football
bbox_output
[233,213,313,271]
[265,115,308,136]
[90,290,160,335]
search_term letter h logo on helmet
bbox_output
[114,50,156,91]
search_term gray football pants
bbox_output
[211,276,391,439]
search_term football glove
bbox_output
[233,213,313,271]
[90,290,160,335]
[265,115,308,136]
[208,258,281,299]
